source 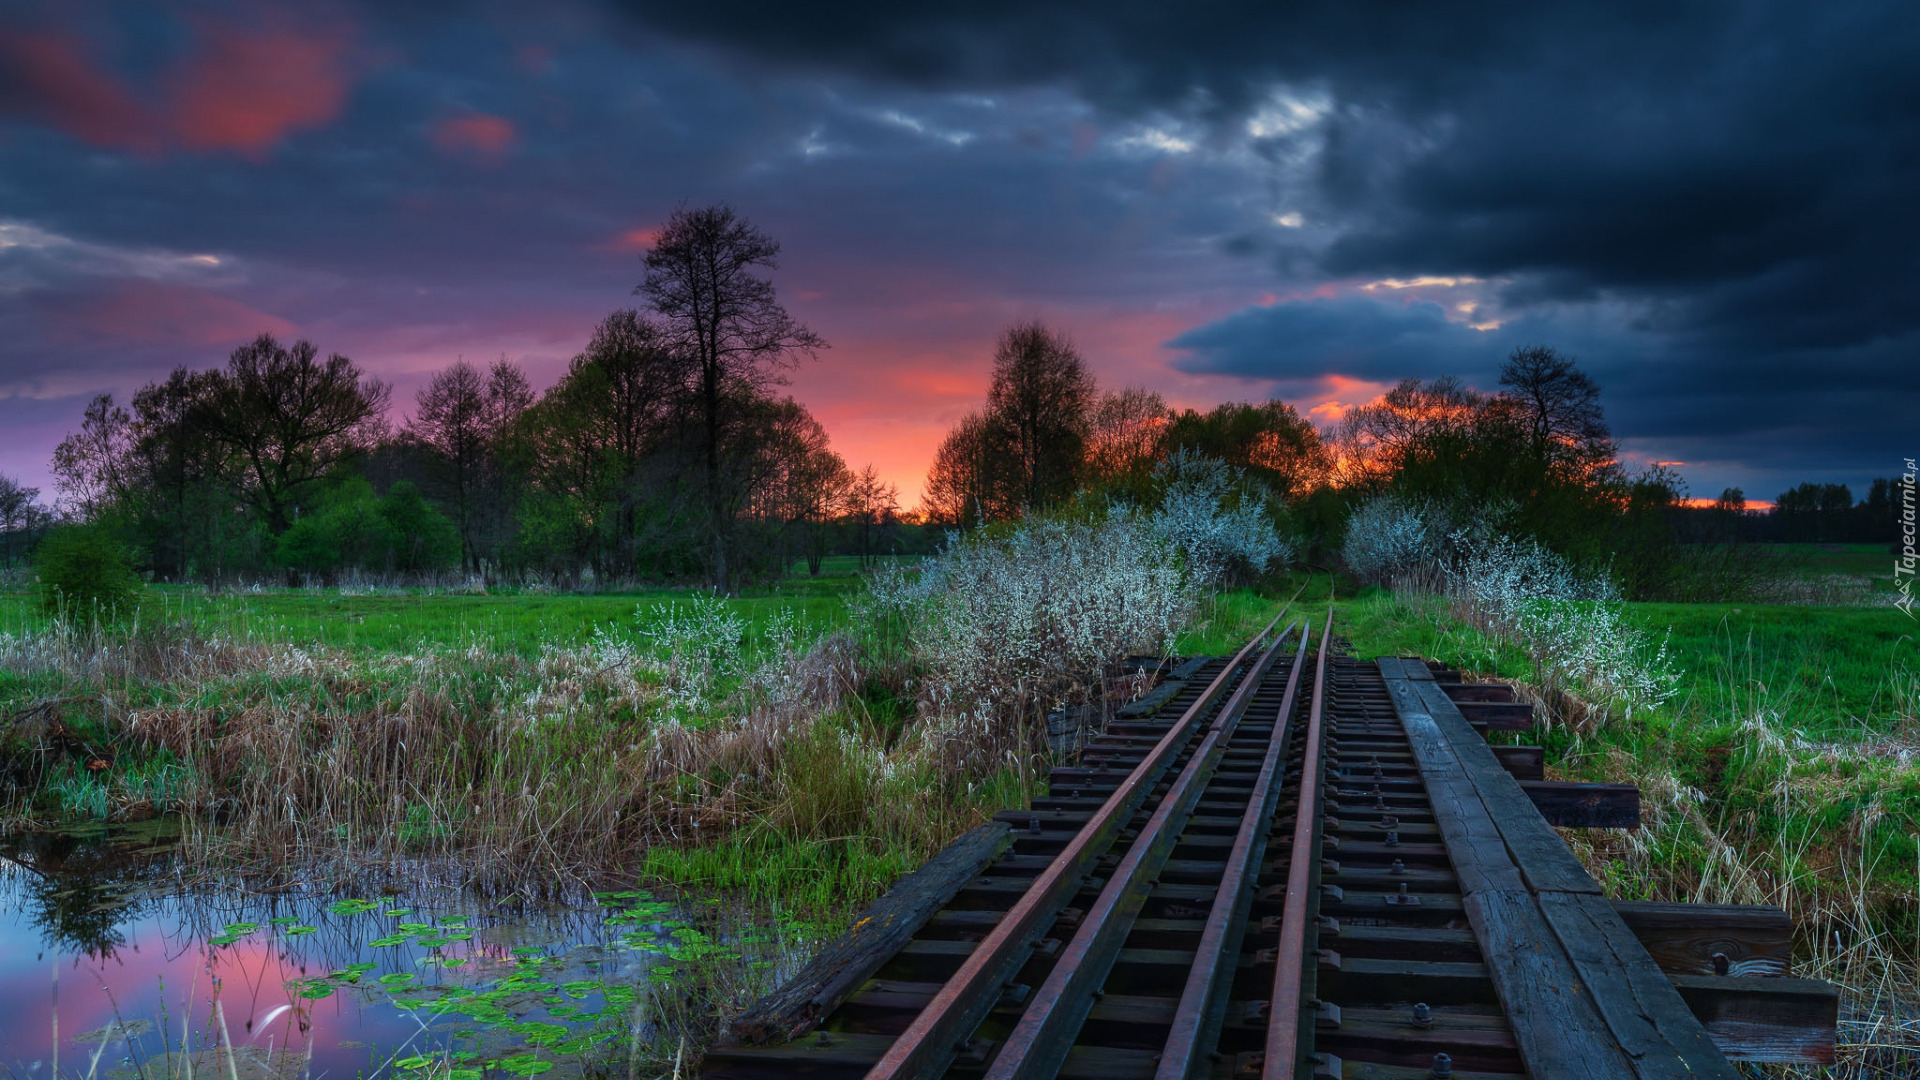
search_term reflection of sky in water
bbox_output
[0,822,751,1078]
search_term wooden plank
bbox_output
[1519,780,1640,829]
[727,822,1012,1044]
[1610,900,1792,977]
[1455,701,1536,730]
[1379,672,1634,1079]
[1536,892,1742,1079]
[1443,683,1517,703]
[1669,974,1839,1064]
[1405,679,1599,895]
[1490,745,1544,781]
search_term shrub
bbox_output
[34,526,143,625]
[1339,494,1441,587]
[1443,530,1677,719]
[1146,450,1294,584]
[866,511,1197,762]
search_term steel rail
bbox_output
[862,609,1291,1080]
[983,620,1302,1080]
[1154,620,1314,1080]
[1263,606,1336,1080]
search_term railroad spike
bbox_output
[1412,1001,1433,1029]
[1430,1052,1454,1079]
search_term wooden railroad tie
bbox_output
[702,640,1839,1080]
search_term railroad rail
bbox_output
[704,612,1838,1079]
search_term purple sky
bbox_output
[2,1,1914,508]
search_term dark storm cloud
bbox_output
[611,0,1919,494]
[0,0,1911,504]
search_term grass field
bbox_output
[0,555,877,656]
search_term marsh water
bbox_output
[0,821,805,1079]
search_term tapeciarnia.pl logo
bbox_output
[1897,457,1916,618]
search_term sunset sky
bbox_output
[1,1,1912,508]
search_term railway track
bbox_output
[705,611,1838,1079]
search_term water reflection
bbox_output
[0,821,815,1079]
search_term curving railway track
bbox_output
[705,608,1838,1079]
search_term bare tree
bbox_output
[1086,387,1170,482]
[51,394,134,518]
[638,204,826,592]
[201,335,390,536]
[1335,376,1485,484]
[845,464,900,568]
[1497,345,1615,472]
[923,411,996,525]
[985,321,1096,512]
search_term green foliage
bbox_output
[276,478,460,576]
[34,525,143,624]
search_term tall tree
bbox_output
[1496,345,1615,473]
[1085,387,1170,482]
[51,394,134,518]
[984,321,1096,512]
[922,411,997,525]
[480,358,535,563]
[638,204,826,591]
[130,368,231,579]
[407,361,490,573]
[200,335,390,536]
[844,464,900,568]
[0,475,49,568]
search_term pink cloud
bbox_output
[0,12,357,157]
[36,282,297,348]
[430,111,518,161]
[0,32,156,152]
[168,16,356,156]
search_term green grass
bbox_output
[1765,541,1902,592]
[0,555,884,658]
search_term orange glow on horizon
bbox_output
[1678,496,1776,510]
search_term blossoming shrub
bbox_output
[1444,531,1678,720]
[865,512,1199,765]
[1339,494,1441,588]
[1146,450,1294,584]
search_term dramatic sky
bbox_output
[2,0,1913,508]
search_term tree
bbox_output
[51,394,134,518]
[407,360,490,573]
[984,321,1096,512]
[0,475,49,568]
[638,204,826,591]
[1085,387,1170,483]
[1497,345,1615,474]
[845,464,900,568]
[922,411,998,525]
[1161,399,1326,500]
[1335,376,1485,485]
[200,335,390,536]
[130,367,232,580]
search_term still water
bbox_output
[0,821,800,1079]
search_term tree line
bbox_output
[33,206,904,589]
[913,335,1902,600]
[7,203,1902,593]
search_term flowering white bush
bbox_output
[1146,451,1293,584]
[631,592,747,711]
[1340,494,1440,587]
[1444,531,1678,719]
[866,512,1198,756]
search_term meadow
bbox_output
[3,542,1912,1071]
